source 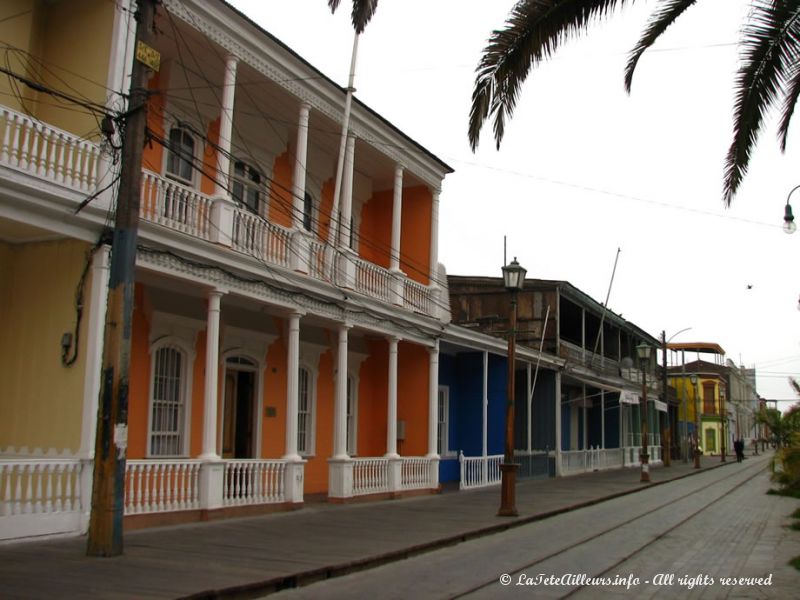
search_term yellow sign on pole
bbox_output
[136,40,160,72]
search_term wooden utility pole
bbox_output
[87,0,158,557]
[661,331,671,467]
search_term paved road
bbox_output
[265,454,799,599]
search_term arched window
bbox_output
[232,160,262,213]
[165,127,195,185]
[149,344,188,456]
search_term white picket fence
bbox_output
[124,459,202,515]
[458,452,503,490]
[561,447,624,475]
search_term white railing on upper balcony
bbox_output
[232,207,291,268]
[308,239,330,281]
[140,171,213,241]
[354,257,393,303]
[404,278,433,315]
[0,107,102,193]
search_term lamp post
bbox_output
[720,389,726,462]
[661,327,691,467]
[691,374,701,468]
[636,343,651,483]
[498,258,526,517]
[784,184,799,234]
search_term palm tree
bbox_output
[327,0,379,33]
[468,0,800,205]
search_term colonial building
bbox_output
[1,0,454,540]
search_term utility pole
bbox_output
[87,0,158,557]
[661,331,671,467]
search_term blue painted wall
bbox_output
[438,352,507,483]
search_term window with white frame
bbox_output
[165,126,195,185]
[297,366,314,455]
[346,374,357,455]
[150,344,187,456]
[437,385,449,456]
[232,160,262,213]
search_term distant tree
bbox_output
[468,0,800,205]
[327,0,378,33]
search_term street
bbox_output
[266,454,799,599]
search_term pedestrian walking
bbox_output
[734,439,744,462]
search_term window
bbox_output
[303,192,314,232]
[165,127,195,184]
[703,382,716,415]
[232,160,262,213]
[297,366,313,455]
[150,345,187,456]
[346,375,357,455]
[437,386,449,456]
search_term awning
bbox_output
[654,399,668,413]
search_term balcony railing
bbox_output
[1,104,439,319]
[0,107,102,193]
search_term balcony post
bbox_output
[386,336,400,459]
[292,103,311,230]
[210,55,238,248]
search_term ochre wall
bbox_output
[397,342,430,456]
[261,321,287,459]
[357,339,389,457]
[36,0,115,138]
[0,240,92,453]
[0,1,45,114]
[142,71,166,174]
[304,349,334,494]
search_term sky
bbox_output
[227,0,800,406]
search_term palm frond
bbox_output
[724,0,800,205]
[776,6,800,151]
[624,0,698,93]
[468,0,632,151]
[328,0,378,34]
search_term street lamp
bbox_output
[720,388,726,462]
[636,343,651,483]
[784,185,799,234]
[498,257,526,517]
[661,327,692,467]
[691,374,701,469]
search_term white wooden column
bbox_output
[200,290,224,460]
[79,245,111,457]
[427,340,440,458]
[386,337,400,458]
[215,55,238,198]
[429,188,440,282]
[482,351,488,459]
[555,371,562,476]
[338,132,356,249]
[292,103,311,229]
[284,312,302,460]
[601,390,606,449]
[333,325,350,460]
[390,165,403,272]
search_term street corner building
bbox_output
[0,0,763,544]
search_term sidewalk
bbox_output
[0,456,745,600]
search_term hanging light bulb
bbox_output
[784,202,796,234]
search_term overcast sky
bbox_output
[228,0,799,406]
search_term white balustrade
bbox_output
[140,171,213,240]
[223,460,286,506]
[307,239,330,280]
[124,460,201,515]
[354,258,393,303]
[232,208,291,268]
[0,459,82,517]
[0,107,101,193]
[0,459,85,541]
[403,278,434,316]
[458,452,502,490]
[352,458,389,496]
[400,457,434,491]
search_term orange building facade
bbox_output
[0,0,452,540]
